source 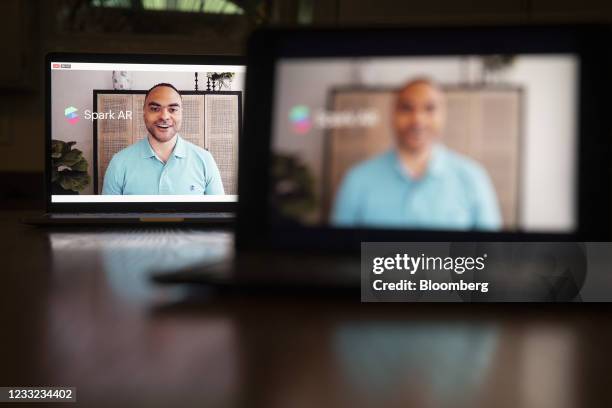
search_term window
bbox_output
[91,0,244,15]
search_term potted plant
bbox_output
[206,72,236,91]
[51,140,90,194]
[270,153,317,221]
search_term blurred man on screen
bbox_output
[332,78,501,230]
[102,83,224,195]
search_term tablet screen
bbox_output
[270,55,578,233]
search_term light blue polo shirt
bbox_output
[331,144,501,230]
[102,135,224,195]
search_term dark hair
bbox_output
[144,83,182,101]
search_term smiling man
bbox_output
[102,83,224,195]
[331,78,501,230]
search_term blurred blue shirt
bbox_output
[102,135,224,195]
[331,144,501,230]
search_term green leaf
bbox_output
[60,149,83,167]
[51,140,64,155]
[58,171,90,192]
[71,158,88,172]
[63,141,77,153]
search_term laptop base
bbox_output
[22,212,234,226]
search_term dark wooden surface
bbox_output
[2,210,612,408]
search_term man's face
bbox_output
[393,82,446,152]
[143,86,182,143]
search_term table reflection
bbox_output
[48,229,232,302]
[44,229,239,406]
[335,324,497,406]
[43,229,581,408]
[330,322,576,408]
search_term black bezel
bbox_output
[45,52,244,213]
[237,24,612,251]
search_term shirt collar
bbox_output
[427,144,446,177]
[140,135,186,159]
[173,135,186,158]
[393,143,446,180]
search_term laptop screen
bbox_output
[49,59,244,204]
[269,55,578,233]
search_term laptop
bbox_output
[152,25,612,294]
[24,53,245,225]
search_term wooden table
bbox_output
[2,211,611,408]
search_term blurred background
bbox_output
[1,0,611,208]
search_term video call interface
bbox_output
[271,55,578,233]
[50,61,245,203]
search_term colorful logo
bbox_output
[289,105,311,134]
[64,106,79,124]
